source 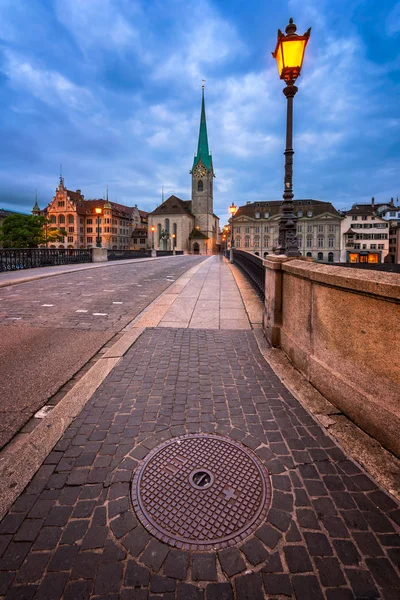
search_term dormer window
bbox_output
[307,210,313,217]
[255,212,260,219]
[298,210,303,217]
[264,212,269,218]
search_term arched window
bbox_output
[306,252,312,257]
[68,215,74,224]
[198,180,203,192]
[165,218,170,232]
[317,252,323,260]
[58,215,65,225]
[328,252,334,262]
[157,223,161,242]
[50,215,56,224]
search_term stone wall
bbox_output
[263,256,400,457]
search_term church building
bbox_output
[148,88,219,254]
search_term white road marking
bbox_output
[76,309,88,313]
[42,304,54,307]
[112,302,123,304]
[93,312,108,316]
[103,289,115,292]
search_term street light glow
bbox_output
[272,18,311,82]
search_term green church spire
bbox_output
[192,85,212,171]
[32,190,40,215]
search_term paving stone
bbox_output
[63,580,92,600]
[192,553,217,581]
[352,531,384,556]
[150,575,176,593]
[218,547,246,577]
[0,541,32,570]
[296,508,320,530]
[124,561,149,587]
[102,539,126,563]
[48,544,79,571]
[346,568,380,599]
[205,582,233,600]
[321,516,349,538]
[15,552,50,583]
[34,572,68,599]
[234,572,264,600]
[44,505,73,527]
[262,573,293,596]
[325,590,355,600]
[0,570,15,595]
[292,575,324,600]
[284,545,313,573]
[94,562,123,595]
[0,513,25,534]
[121,527,150,557]
[61,520,89,544]
[286,521,302,541]
[81,526,108,550]
[366,557,400,588]
[255,523,281,549]
[141,539,169,571]
[333,539,361,565]
[261,551,283,573]
[304,532,333,556]
[110,512,138,538]
[32,527,62,551]
[71,551,101,580]
[240,537,268,565]
[13,519,43,542]
[267,508,291,531]
[164,549,189,579]
[177,582,204,599]
[315,557,346,586]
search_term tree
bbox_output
[0,214,66,248]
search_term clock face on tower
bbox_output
[193,165,207,178]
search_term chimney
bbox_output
[371,196,374,208]
[76,189,81,195]
[390,197,394,207]
[246,201,251,205]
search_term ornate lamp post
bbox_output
[171,233,176,255]
[151,225,155,250]
[229,202,237,263]
[272,18,310,256]
[95,207,102,247]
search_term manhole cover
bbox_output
[131,433,271,550]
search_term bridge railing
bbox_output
[107,249,151,260]
[231,249,266,301]
[0,248,92,272]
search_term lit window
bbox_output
[264,212,269,218]
[255,212,260,219]
[307,210,313,217]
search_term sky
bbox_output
[0,0,399,224]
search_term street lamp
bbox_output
[95,207,102,247]
[151,225,155,250]
[229,202,237,263]
[272,17,310,256]
[171,233,176,254]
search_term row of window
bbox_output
[235,224,337,234]
[351,223,387,229]
[252,210,315,219]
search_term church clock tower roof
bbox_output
[192,86,212,171]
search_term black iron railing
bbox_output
[156,250,184,256]
[107,249,151,261]
[0,248,92,272]
[231,249,266,301]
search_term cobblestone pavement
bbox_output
[1,328,399,599]
[0,256,206,448]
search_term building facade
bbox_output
[148,88,219,254]
[340,201,389,263]
[35,177,148,250]
[232,200,342,262]
[376,198,400,263]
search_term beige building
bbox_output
[34,177,148,250]
[148,88,219,254]
[233,200,342,262]
[376,199,400,263]
[340,202,389,263]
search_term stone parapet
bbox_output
[263,259,400,457]
[91,247,108,262]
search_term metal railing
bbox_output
[0,248,92,272]
[231,249,266,301]
[107,249,151,261]
[156,250,184,256]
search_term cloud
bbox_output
[2,51,96,112]
[386,1,400,35]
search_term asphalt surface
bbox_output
[0,256,206,449]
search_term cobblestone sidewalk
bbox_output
[0,328,399,599]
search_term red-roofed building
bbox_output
[37,177,149,250]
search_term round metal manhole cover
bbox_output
[131,433,271,550]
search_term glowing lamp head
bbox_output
[151,226,155,232]
[95,207,102,215]
[172,233,176,239]
[272,18,311,82]
[229,202,237,216]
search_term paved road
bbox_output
[0,328,398,599]
[0,256,206,449]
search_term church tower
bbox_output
[191,86,214,235]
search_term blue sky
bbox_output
[0,0,399,223]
